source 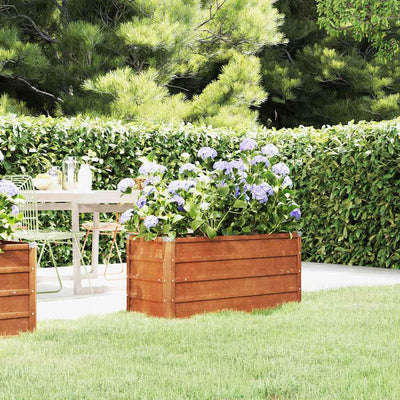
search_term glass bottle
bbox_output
[48,166,62,190]
[62,156,78,190]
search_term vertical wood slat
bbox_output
[162,239,176,318]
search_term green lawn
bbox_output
[1,286,400,400]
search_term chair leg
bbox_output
[104,231,125,281]
[37,241,63,294]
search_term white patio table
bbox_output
[35,190,138,294]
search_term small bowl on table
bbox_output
[32,178,54,191]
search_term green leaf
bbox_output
[205,225,217,239]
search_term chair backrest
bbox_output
[4,175,39,232]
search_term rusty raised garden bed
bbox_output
[127,233,301,318]
[0,241,36,336]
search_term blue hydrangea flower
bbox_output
[139,161,167,176]
[120,209,134,224]
[0,150,4,162]
[0,180,19,197]
[239,138,257,151]
[250,183,274,204]
[272,162,290,177]
[117,178,135,193]
[282,176,293,188]
[136,196,147,209]
[144,215,159,229]
[290,208,301,221]
[234,185,241,198]
[179,163,197,175]
[167,179,196,194]
[198,147,217,160]
[213,161,228,171]
[11,205,19,216]
[181,152,191,160]
[251,155,270,167]
[200,202,210,211]
[142,185,158,199]
[170,194,185,207]
[144,176,161,186]
[261,144,279,158]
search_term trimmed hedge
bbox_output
[0,115,399,268]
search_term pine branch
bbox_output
[0,74,63,103]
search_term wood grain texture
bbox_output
[0,242,36,336]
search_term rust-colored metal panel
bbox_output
[175,236,299,263]
[175,256,298,283]
[176,292,300,318]
[176,274,299,302]
[0,318,29,336]
[126,233,301,318]
[162,239,176,318]
[128,299,164,317]
[127,259,163,282]
[0,242,36,336]
[0,295,30,314]
[0,273,29,290]
[0,248,29,268]
[128,237,164,261]
[128,280,163,302]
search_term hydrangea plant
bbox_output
[0,151,23,241]
[118,140,301,240]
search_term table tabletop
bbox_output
[34,190,138,204]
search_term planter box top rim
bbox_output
[0,241,32,250]
[127,232,301,243]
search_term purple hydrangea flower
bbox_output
[144,176,161,186]
[234,185,241,198]
[290,208,301,221]
[250,183,274,204]
[11,205,19,216]
[136,196,147,209]
[138,161,167,176]
[179,163,197,175]
[239,138,257,151]
[272,162,290,177]
[198,147,217,160]
[0,180,19,197]
[120,209,134,224]
[251,155,270,167]
[0,151,4,162]
[117,178,135,193]
[261,144,279,158]
[200,202,210,211]
[170,194,185,207]
[282,176,293,188]
[144,215,159,229]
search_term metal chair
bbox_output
[6,175,92,294]
[81,214,126,281]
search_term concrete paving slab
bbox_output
[36,262,400,321]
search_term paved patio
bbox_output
[36,262,400,321]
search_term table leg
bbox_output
[91,212,100,276]
[71,203,82,295]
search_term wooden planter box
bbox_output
[127,233,301,318]
[0,242,36,336]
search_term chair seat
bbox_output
[81,222,124,232]
[13,229,85,241]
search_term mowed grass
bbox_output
[1,286,400,400]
